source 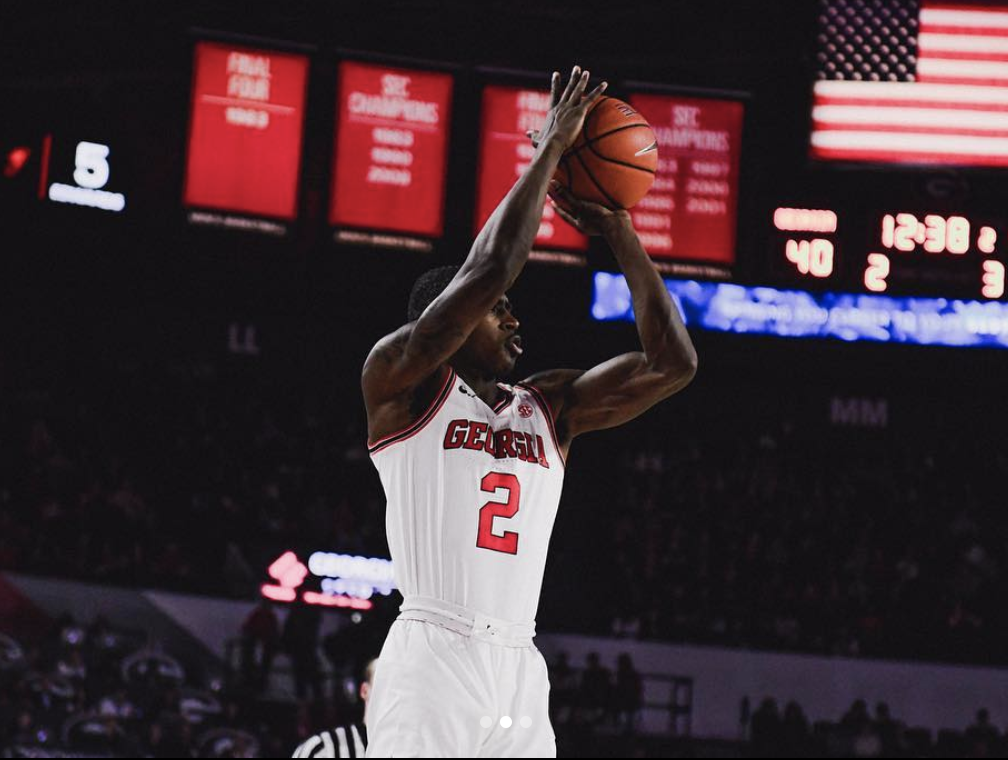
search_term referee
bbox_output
[292,659,375,758]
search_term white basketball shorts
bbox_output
[365,601,555,758]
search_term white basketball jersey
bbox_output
[369,368,566,625]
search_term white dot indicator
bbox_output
[500,716,513,729]
[520,716,532,728]
[480,716,492,729]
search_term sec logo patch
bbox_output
[518,403,534,419]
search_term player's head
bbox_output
[359,657,378,725]
[408,266,522,377]
[359,658,377,705]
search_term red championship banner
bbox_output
[184,42,309,220]
[475,84,588,252]
[628,93,743,264]
[330,61,454,237]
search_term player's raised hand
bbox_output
[547,179,630,236]
[526,66,607,153]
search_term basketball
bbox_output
[554,96,659,210]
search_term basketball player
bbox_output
[292,659,375,758]
[362,66,697,758]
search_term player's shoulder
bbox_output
[516,368,584,415]
[517,368,583,396]
[363,323,415,377]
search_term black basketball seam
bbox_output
[573,149,622,210]
[585,135,658,176]
[575,122,652,153]
[566,123,657,175]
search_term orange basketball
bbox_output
[554,96,658,210]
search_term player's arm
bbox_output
[523,184,697,446]
[363,68,607,406]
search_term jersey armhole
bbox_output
[515,382,566,469]
[368,368,456,455]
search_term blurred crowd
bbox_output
[3,354,1008,669]
[745,698,1005,758]
[0,617,282,758]
[587,405,1008,665]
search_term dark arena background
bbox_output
[7,0,1008,757]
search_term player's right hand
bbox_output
[527,66,607,155]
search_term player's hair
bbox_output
[407,265,460,322]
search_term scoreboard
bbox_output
[771,207,1008,301]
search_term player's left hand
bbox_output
[547,179,631,237]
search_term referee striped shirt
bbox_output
[292,724,367,758]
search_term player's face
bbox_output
[460,296,522,376]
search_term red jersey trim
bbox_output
[368,368,456,455]
[515,383,566,469]
[492,384,514,414]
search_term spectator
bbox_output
[579,652,612,727]
[872,702,902,756]
[613,653,643,735]
[780,701,810,757]
[549,652,577,729]
[749,698,781,757]
[965,708,1001,757]
[240,600,280,692]
[283,604,323,704]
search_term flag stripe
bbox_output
[812,145,1008,165]
[813,123,1008,138]
[813,104,1008,130]
[814,80,1008,105]
[918,57,1008,79]
[812,129,1008,155]
[918,50,1008,62]
[920,7,1008,30]
[916,75,1008,86]
[919,32,1008,53]
[815,95,1008,112]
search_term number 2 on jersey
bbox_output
[477,472,520,555]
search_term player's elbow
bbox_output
[652,347,698,395]
[461,250,514,291]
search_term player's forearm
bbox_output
[604,217,698,377]
[465,139,565,286]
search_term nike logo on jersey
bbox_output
[443,419,551,469]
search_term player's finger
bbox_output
[581,81,608,109]
[526,129,541,146]
[571,69,591,102]
[551,201,581,228]
[560,65,581,104]
[549,71,562,108]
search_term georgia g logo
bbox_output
[518,403,534,419]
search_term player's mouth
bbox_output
[506,335,524,358]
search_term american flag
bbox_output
[811,0,1008,166]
